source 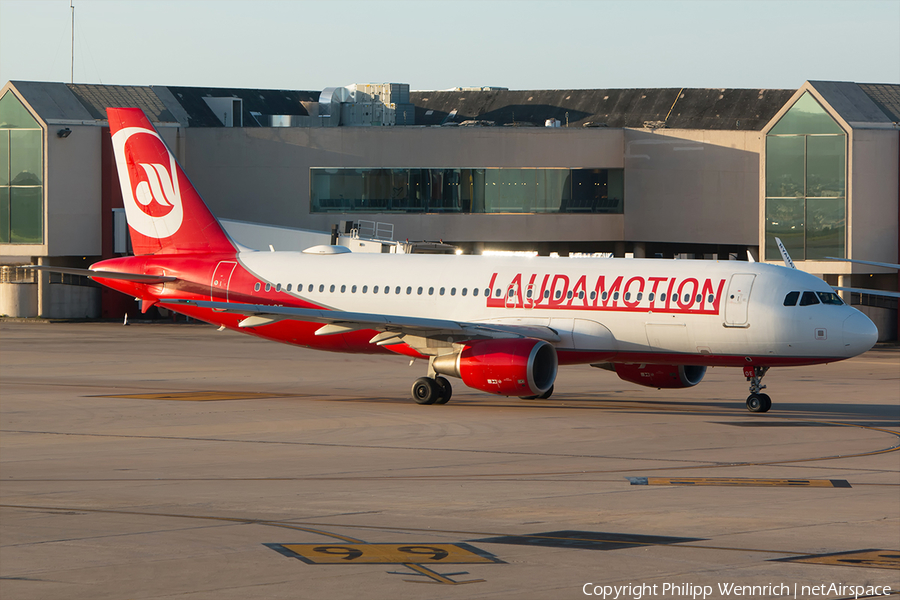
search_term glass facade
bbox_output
[311,168,624,214]
[765,92,845,260]
[0,92,43,244]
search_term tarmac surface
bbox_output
[1,321,898,600]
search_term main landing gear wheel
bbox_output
[412,377,452,405]
[412,377,440,405]
[433,376,452,404]
[746,393,772,413]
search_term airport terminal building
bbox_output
[0,79,897,338]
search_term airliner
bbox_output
[36,108,880,413]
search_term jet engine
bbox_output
[613,363,706,389]
[432,338,558,397]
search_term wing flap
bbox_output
[165,298,561,344]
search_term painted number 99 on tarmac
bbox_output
[276,543,500,564]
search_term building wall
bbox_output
[849,128,899,267]
[624,129,762,245]
[184,126,627,245]
[183,126,760,248]
[46,125,103,256]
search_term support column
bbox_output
[838,274,850,304]
[632,242,646,258]
[37,256,50,318]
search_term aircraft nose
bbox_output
[842,311,878,356]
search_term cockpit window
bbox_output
[817,291,844,305]
[783,291,800,306]
[799,291,820,306]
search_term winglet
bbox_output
[774,237,795,269]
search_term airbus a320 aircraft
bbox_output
[37,108,879,413]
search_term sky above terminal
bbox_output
[1,0,898,92]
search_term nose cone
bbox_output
[842,311,878,356]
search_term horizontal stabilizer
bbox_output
[26,265,177,283]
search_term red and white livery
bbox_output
[49,108,880,412]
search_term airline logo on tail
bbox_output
[111,126,184,239]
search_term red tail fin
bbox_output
[107,107,235,256]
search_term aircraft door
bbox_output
[506,280,522,309]
[724,273,756,327]
[524,282,537,308]
[211,261,237,302]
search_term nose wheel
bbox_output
[744,365,771,413]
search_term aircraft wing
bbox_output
[165,298,561,346]
[25,265,178,283]
[832,287,900,299]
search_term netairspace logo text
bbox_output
[582,582,895,599]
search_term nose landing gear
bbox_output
[744,365,771,413]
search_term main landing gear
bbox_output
[744,365,771,413]
[411,376,452,405]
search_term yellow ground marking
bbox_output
[781,550,900,570]
[279,543,497,564]
[92,391,300,401]
[645,477,851,487]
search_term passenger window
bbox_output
[341,285,346,293]
[613,292,619,301]
[648,293,654,302]
[461,288,467,296]
[567,291,573,299]
[817,291,844,305]
[590,291,596,300]
[276,283,282,292]
[601,291,608,300]
[373,285,379,293]
[395,286,401,294]
[494,289,501,297]
[473,288,479,297]
[783,291,800,306]
[384,285,390,294]
[308,284,313,292]
[317,284,323,292]
[544,290,550,299]
[362,285,368,293]
[254,282,261,292]
[440,287,445,296]
[351,285,357,293]
[696,294,701,303]
[624,292,631,301]
[286,284,292,292]
[265,283,271,292]
[707,294,714,303]
[329,284,335,293]
[509,289,515,297]
[417,287,423,295]
[429,287,434,295]
[555,290,562,299]
[526,289,533,299]
[406,286,412,295]
[799,291,820,306]
[637,292,642,301]
[450,288,455,296]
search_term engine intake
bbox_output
[613,363,707,389]
[432,338,558,397]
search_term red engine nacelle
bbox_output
[433,338,558,397]
[613,363,707,389]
